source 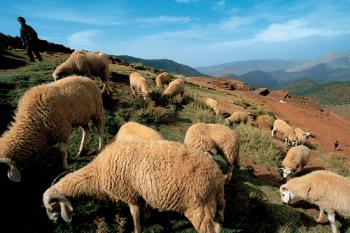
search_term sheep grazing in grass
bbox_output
[271,119,297,146]
[280,145,310,178]
[0,76,104,182]
[280,170,350,233]
[52,50,111,94]
[225,111,249,126]
[156,72,171,90]
[115,122,164,142]
[294,128,312,145]
[205,98,220,115]
[129,72,149,100]
[43,140,225,233]
[163,78,185,98]
[184,123,240,182]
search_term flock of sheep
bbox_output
[0,50,349,233]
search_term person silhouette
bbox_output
[17,16,42,62]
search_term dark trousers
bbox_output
[27,39,42,61]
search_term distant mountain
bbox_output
[275,79,350,106]
[119,55,203,77]
[196,59,303,76]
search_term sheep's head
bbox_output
[140,92,148,100]
[279,184,295,204]
[43,189,73,223]
[52,70,70,81]
[224,118,232,126]
[304,132,312,139]
[0,159,21,182]
[279,166,295,179]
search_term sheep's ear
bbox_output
[280,185,288,192]
[60,201,73,222]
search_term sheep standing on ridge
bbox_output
[52,50,111,94]
[294,128,311,145]
[184,123,240,182]
[280,170,350,233]
[43,141,225,233]
[156,72,171,90]
[225,111,249,125]
[205,98,220,115]
[272,119,297,146]
[280,145,310,178]
[163,78,185,98]
[0,76,104,182]
[115,122,164,142]
[129,72,149,100]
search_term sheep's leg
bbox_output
[129,204,141,233]
[184,207,221,233]
[59,142,69,169]
[130,86,136,98]
[316,208,326,223]
[77,126,89,156]
[93,115,104,151]
[327,211,339,233]
[271,129,276,138]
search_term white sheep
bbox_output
[156,72,171,90]
[52,50,111,94]
[280,145,310,178]
[205,98,220,115]
[225,111,249,125]
[184,123,240,182]
[114,122,164,142]
[163,78,185,98]
[280,170,350,233]
[129,72,149,100]
[271,119,297,146]
[294,128,312,145]
[0,76,104,182]
[43,140,225,233]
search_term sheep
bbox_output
[156,71,171,90]
[52,50,111,94]
[43,140,225,233]
[271,119,297,146]
[294,128,312,145]
[0,76,104,182]
[184,123,240,182]
[205,98,220,115]
[129,72,149,100]
[280,170,350,233]
[163,78,185,98]
[115,122,164,142]
[280,145,310,178]
[225,111,249,125]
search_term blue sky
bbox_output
[1,0,350,67]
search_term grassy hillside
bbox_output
[118,55,204,77]
[1,49,349,233]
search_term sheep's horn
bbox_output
[0,159,21,182]
[43,190,73,223]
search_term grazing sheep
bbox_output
[294,128,311,145]
[163,78,185,98]
[280,145,310,178]
[115,122,164,142]
[129,72,149,100]
[271,119,297,146]
[52,50,111,94]
[184,123,240,182]
[280,170,350,233]
[225,111,249,125]
[156,72,171,90]
[43,140,225,233]
[205,98,220,115]
[0,76,104,182]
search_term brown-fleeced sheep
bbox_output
[184,123,240,182]
[129,72,149,100]
[280,170,350,233]
[43,140,225,233]
[115,122,164,142]
[156,72,171,90]
[52,50,111,94]
[294,128,312,145]
[272,119,297,146]
[280,145,310,178]
[225,111,249,125]
[163,78,185,98]
[0,76,104,182]
[205,98,220,115]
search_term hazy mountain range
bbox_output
[197,51,350,89]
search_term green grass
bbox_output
[321,153,350,177]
